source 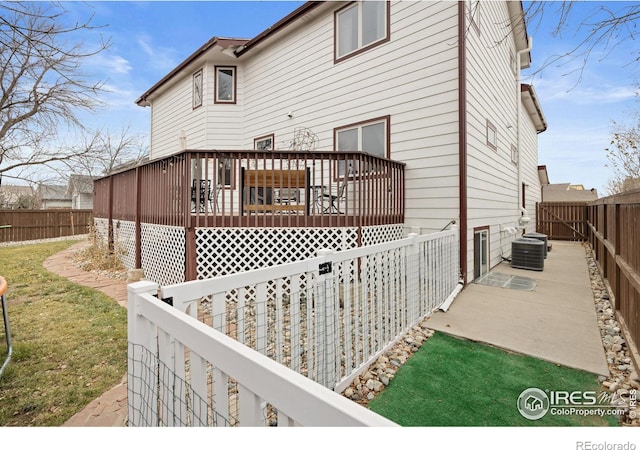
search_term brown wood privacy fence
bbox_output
[586,190,640,366]
[0,209,93,243]
[537,193,640,368]
[536,202,589,241]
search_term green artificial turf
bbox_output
[368,332,619,426]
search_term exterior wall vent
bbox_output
[511,238,545,271]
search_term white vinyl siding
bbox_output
[149,71,208,158]
[143,1,543,283]
[242,1,460,232]
[464,0,540,281]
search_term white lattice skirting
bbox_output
[113,220,136,270]
[94,220,404,286]
[140,223,186,286]
[93,218,109,243]
[195,224,404,279]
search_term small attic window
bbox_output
[193,70,203,109]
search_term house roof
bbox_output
[136,37,249,106]
[68,175,98,195]
[538,165,549,186]
[136,1,532,106]
[506,1,532,68]
[521,84,547,133]
[38,184,70,201]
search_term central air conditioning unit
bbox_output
[511,238,545,271]
[523,232,548,258]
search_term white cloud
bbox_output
[136,34,179,72]
[538,82,638,104]
[98,54,132,75]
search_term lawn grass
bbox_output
[368,332,619,426]
[0,240,127,426]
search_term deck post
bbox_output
[135,166,142,269]
[108,175,114,252]
[185,226,197,281]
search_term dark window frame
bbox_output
[193,69,203,109]
[334,1,391,64]
[254,134,275,152]
[486,119,497,151]
[468,0,480,35]
[214,65,237,104]
[333,115,391,179]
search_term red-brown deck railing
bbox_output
[95,149,405,228]
[94,149,405,275]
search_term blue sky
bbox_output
[64,0,639,195]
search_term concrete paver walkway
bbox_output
[42,240,129,426]
[425,241,610,376]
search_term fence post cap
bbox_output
[127,280,158,294]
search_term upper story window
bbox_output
[335,1,389,63]
[193,70,203,109]
[486,119,497,150]
[511,144,518,165]
[215,66,236,104]
[335,116,389,175]
[468,0,480,34]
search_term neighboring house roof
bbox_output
[38,184,70,201]
[542,183,598,202]
[67,175,98,196]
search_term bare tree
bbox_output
[605,112,640,195]
[0,2,109,184]
[69,125,149,177]
[524,2,640,85]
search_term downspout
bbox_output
[457,1,468,284]
[516,37,532,231]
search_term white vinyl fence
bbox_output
[127,229,460,426]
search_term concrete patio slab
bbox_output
[425,241,610,376]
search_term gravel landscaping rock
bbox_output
[340,243,639,427]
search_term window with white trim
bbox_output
[335,117,389,175]
[511,144,518,165]
[215,66,236,103]
[335,1,388,62]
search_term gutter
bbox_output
[438,280,465,312]
[135,37,249,106]
[516,37,533,227]
[457,1,468,285]
[235,1,324,57]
